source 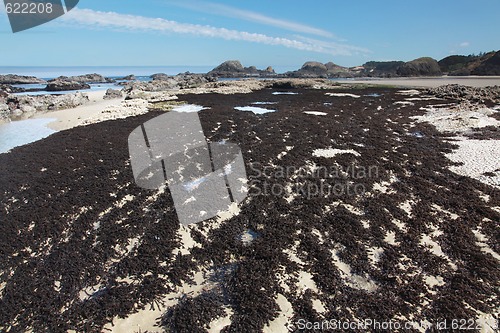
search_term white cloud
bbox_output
[294,35,370,56]
[60,8,369,56]
[459,42,470,47]
[174,1,335,38]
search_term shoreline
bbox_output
[331,75,500,88]
[33,90,124,131]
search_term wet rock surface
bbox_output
[0,88,499,332]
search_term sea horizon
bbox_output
[0,65,297,79]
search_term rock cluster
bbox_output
[426,84,500,104]
[0,74,46,84]
[0,92,89,122]
[286,61,356,78]
[123,73,217,99]
[208,60,275,77]
[46,79,91,92]
[49,73,115,84]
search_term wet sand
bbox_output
[34,90,124,131]
[332,76,500,88]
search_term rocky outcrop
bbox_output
[294,62,328,77]
[397,57,442,77]
[426,84,500,104]
[286,61,354,78]
[124,73,216,99]
[104,89,123,99]
[210,60,244,74]
[46,79,91,92]
[209,60,276,78]
[0,74,46,85]
[0,92,89,122]
[361,61,405,77]
[49,73,115,84]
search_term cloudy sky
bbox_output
[0,0,499,69]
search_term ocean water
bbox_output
[0,66,215,79]
[0,118,56,154]
[12,82,120,96]
[0,65,297,79]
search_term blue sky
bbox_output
[0,0,499,69]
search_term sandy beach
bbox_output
[33,90,125,131]
[332,76,500,88]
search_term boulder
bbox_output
[397,57,442,77]
[104,88,123,99]
[0,74,46,84]
[46,79,91,92]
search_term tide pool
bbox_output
[0,118,56,154]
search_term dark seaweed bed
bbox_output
[0,87,499,332]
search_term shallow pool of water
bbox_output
[0,118,56,154]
